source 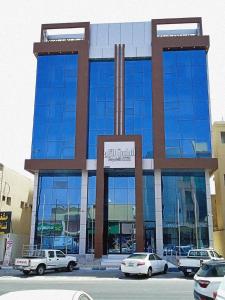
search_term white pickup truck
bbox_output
[178,248,223,276]
[14,249,77,275]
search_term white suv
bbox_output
[194,260,225,300]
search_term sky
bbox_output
[0,0,224,178]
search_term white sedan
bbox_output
[0,290,93,300]
[121,252,168,278]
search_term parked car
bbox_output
[14,249,77,275]
[163,245,193,256]
[120,252,168,278]
[178,249,223,277]
[215,275,225,300]
[194,260,225,300]
[0,290,93,300]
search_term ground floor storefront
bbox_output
[30,168,213,258]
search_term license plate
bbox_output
[187,269,192,272]
[128,263,134,267]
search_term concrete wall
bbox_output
[0,165,33,263]
[212,122,225,255]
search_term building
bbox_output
[0,164,33,264]
[25,18,217,259]
[211,122,225,257]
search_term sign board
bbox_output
[3,239,13,266]
[0,211,11,235]
[104,141,135,168]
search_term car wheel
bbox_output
[163,264,168,274]
[124,273,130,277]
[183,271,189,277]
[146,267,152,278]
[36,264,45,276]
[67,262,75,272]
[22,270,30,275]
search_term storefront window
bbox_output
[86,173,96,254]
[143,172,155,252]
[35,173,81,254]
[162,171,209,255]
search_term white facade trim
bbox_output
[154,169,163,257]
[79,170,88,255]
[86,159,154,170]
[205,170,214,248]
[29,172,39,246]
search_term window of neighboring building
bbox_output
[6,197,11,205]
[224,174,225,185]
[221,132,225,143]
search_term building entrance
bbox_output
[104,173,136,255]
[108,221,136,254]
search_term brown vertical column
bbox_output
[95,137,104,258]
[95,135,144,258]
[121,44,125,135]
[114,45,119,135]
[135,136,144,252]
[152,39,165,159]
[118,44,121,135]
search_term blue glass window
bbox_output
[88,60,114,158]
[125,59,153,158]
[86,173,96,253]
[162,171,209,251]
[31,54,78,159]
[163,50,211,158]
[107,174,136,254]
[35,172,81,254]
[143,172,156,252]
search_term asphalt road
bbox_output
[0,269,194,300]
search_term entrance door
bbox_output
[107,222,135,254]
[145,228,155,253]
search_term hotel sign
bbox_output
[0,211,11,235]
[104,141,135,168]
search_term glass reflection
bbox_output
[163,50,211,158]
[143,172,156,252]
[86,173,96,254]
[125,59,153,158]
[162,171,209,255]
[35,173,81,254]
[88,60,114,158]
[107,174,136,254]
[31,54,78,159]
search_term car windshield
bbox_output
[197,264,225,277]
[127,254,147,259]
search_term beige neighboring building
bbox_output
[0,163,33,264]
[212,122,225,257]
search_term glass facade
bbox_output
[162,171,209,253]
[163,50,211,158]
[86,173,96,254]
[125,59,153,158]
[35,173,81,254]
[88,60,114,158]
[32,54,78,159]
[143,172,156,252]
[107,174,136,254]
